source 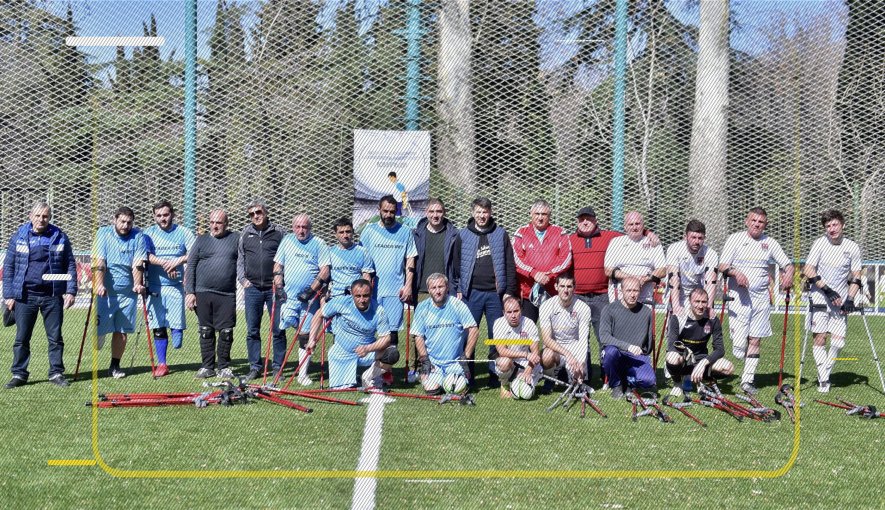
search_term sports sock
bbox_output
[171,329,183,349]
[813,345,828,382]
[155,338,168,365]
[110,357,121,371]
[740,356,759,385]
[825,343,843,381]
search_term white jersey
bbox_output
[538,297,592,352]
[720,232,790,294]
[492,316,540,356]
[603,235,666,303]
[806,235,862,302]
[666,241,719,302]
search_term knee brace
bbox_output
[388,330,399,346]
[153,328,169,340]
[298,334,310,349]
[830,336,846,350]
[199,326,215,341]
[377,345,400,365]
[219,328,234,342]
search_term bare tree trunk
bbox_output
[436,0,475,198]
[688,0,729,247]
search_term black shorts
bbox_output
[669,353,710,378]
[195,292,236,330]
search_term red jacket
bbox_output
[512,224,572,299]
[569,229,623,294]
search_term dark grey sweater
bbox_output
[185,231,240,295]
[599,300,654,355]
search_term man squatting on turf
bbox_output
[492,296,542,398]
[306,278,399,389]
[599,276,656,399]
[665,288,734,400]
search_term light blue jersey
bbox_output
[92,225,146,294]
[360,222,417,298]
[329,244,373,297]
[143,223,196,290]
[412,296,476,367]
[274,234,331,296]
[323,296,390,353]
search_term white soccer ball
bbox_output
[443,373,468,394]
[510,377,535,400]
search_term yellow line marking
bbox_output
[48,460,96,467]
[834,357,858,361]
[484,339,533,345]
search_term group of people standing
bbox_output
[3,197,862,403]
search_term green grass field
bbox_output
[1,307,883,509]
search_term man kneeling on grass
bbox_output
[306,279,397,389]
[492,296,542,398]
[413,273,478,395]
[665,288,734,400]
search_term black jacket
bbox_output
[412,217,460,298]
[237,221,286,289]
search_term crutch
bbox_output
[777,288,792,388]
[73,291,94,381]
[140,292,157,379]
[261,285,278,385]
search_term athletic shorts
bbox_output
[194,292,236,330]
[378,296,404,332]
[727,288,772,339]
[328,343,375,388]
[553,342,589,377]
[97,291,138,336]
[278,296,321,332]
[808,302,847,338]
[494,359,542,385]
[668,353,710,378]
[147,285,186,330]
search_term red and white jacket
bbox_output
[512,224,572,299]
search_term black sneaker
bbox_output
[244,369,260,382]
[48,374,70,388]
[4,376,26,389]
[195,368,216,379]
[740,382,759,395]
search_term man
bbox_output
[604,211,666,306]
[666,219,719,316]
[143,200,196,377]
[599,277,656,399]
[306,279,398,388]
[802,209,862,393]
[410,198,459,380]
[92,206,147,379]
[185,210,240,379]
[237,199,287,382]
[512,200,572,321]
[413,273,479,394]
[328,217,373,299]
[273,213,330,386]
[4,202,77,389]
[539,273,593,386]
[360,195,417,367]
[664,288,734,400]
[457,196,517,387]
[719,207,794,394]
[492,297,541,398]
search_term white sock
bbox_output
[813,345,828,382]
[298,348,310,377]
[741,357,759,384]
[824,344,843,381]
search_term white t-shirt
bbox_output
[604,235,666,303]
[492,316,540,356]
[538,297,592,362]
[666,241,719,302]
[806,235,862,301]
[720,232,790,294]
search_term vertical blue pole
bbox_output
[611,0,627,231]
[183,0,197,230]
[404,0,421,130]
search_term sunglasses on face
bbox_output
[248,210,265,218]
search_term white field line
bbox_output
[351,393,395,510]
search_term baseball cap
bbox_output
[576,206,596,218]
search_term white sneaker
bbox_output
[111,368,126,379]
[297,373,313,386]
[669,386,685,399]
[817,381,831,393]
[217,368,235,380]
[407,369,418,384]
[601,383,609,391]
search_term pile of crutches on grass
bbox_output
[692,381,781,423]
[815,399,881,419]
[544,375,607,418]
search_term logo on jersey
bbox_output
[696,256,704,264]
[761,243,769,250]
[704,324,711,334]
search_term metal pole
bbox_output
[183,0,198,230]
[611,0,627,231]
[404,0,422,131]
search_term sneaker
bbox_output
[740,382,758,395]
[381,371,394,387]
[195,368,216,379]
[5,376,26,389]
[244,369,261,382]
[111,368,126,379]
[297,373,313,386]
[601,382,610,391]
[669,386,684,400]
[611,386,624,400]
[817,380,831,393]
[217,368,235,380]
[681,377,693,393]
[48,374,70,388]
[152,364,169,378]
[406,369,418,384]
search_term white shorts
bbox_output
[552,342,589,378]
[727,288,772,340]
[494,358,542,384]
[808,303,847,338]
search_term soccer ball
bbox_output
[510,377,535,400]
[443,373,468,394]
